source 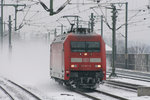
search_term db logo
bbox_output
[82,58,90,62]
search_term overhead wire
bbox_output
[73,8,92,14]
[97,4,113,27]
[29,6,81,22]
[19,0,111,32]
[10,0,150,34]
[17,6,31,30]
[8,0,41,30]
[89,2,149,38]
[28,10,40,20]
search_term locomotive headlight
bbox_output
[66,71,69,73]
[98,65,101,68]
[95,65,101,68]
[71,64,77,68]
[84,53,87,56]
[71,65,75,68]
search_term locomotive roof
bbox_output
[52,33,68,43]
[52,33,101,43]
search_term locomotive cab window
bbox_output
[71,41,100,52]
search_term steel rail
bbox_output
[113,68,150,77]
[72,88,129,100]
[105,80,141,90]
[7,80,42,100]
[108,68,150,80]
[72,89,101,100]
[107,72,150,82]
[116,73,150,82]
[0,85,14,100]
[94,90,129,100]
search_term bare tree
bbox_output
[116,39,125,54]
[128,41,150,54]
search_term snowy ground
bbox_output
[0,39,150,100]
[103,77,150,100]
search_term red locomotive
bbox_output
[50,28,106,89]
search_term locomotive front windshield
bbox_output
[71,41,100,52]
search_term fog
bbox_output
[0,39,50,86]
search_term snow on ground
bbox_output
[0,39,150,100]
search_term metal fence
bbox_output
[106,54,150,72]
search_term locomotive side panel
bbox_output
[101,38,106,80]
[50,43,64,80]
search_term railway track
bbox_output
[73,89,101,100]
[94,90,128,100]
[107,69,150,82]
[72,88,129,100]
[105,80,142,91]
[0,85,14,100]
[8,80,42,100]
[0,78,42,100]
[115,68,150,77]
[109,73,150,82]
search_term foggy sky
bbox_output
[1,0,150,45]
